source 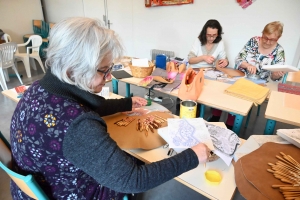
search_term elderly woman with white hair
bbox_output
[10,17,209,200]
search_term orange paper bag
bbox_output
[178,68,204,101]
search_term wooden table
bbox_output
[264,91,300,134]
[112,74,253,134]
[110,91,238,199]
[119,99,237,199]
[105,92,239,199]
[2,87,23,102]
[127,123,237,200]
[1,87,128,103]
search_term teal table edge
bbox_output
[200,104,205,118]
[262,73,286,135]
[230,112,243,135]
[201,105,244,135]
[112,78,119,94]
[264,119,276,135]
[125,83,131,97]
[244,107,252,128]
[112,78,132,97]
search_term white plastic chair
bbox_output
[0,42,23,90]
[15,35,45,78]
[2,34,13,81]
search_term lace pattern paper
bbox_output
[205,123,241,156]
[167,118,214,150]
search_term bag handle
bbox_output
[184,69,204,92]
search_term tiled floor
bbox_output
[0,62,297,200]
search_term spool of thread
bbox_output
[146,98,152,106]
[156,54,167,70]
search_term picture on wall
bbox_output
[237,0,256,9]
[145,0,193,7]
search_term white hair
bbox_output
[45,17,123,92]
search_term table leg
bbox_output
[264,119,276,135]
[282,73,288,83]
[257,105,261,116]
[200,104,205,118]
[125,83,131,97]
[245,107,252,128]
[232,114,243,135]
[112,79,119,94]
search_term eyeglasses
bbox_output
[206,34,218,39]
[97,63,114,80]
[261,35,278,43]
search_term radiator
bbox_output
[150,49,175,61]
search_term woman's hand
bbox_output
[271,71,285,80]
[131,97,147,109]
[191,143,210,164]
[217,59,228,68]
[203,55,215,64]
[246,64,257,74]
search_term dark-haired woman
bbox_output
[181,20,228,122]
[188,19,228,68]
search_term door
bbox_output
[43,0,134,56]
[105,0,134,56]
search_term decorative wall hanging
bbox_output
[145,0,193,7]
[237,0,256,9]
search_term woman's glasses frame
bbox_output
[97,63,114,79]
[206,34,218,39]
[261,35,278,43]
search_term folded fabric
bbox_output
[278,83,300,95]
[206,123,240,156]
[167,71,178,79]
[138,76,153,86]
[151,68,168,77]
[153,76,174,84]
[224,78,270,106]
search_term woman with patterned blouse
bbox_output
[210,21,285,129]
[236,21,285,81]
[9,17,210,200]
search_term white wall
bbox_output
[42,0,84,22]
[0,0,44,52]
[293,38,300,68]
[43,0,300,66]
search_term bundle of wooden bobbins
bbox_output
[136,114,167,137]
[267,152,300,200]
[114,117,135,127]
